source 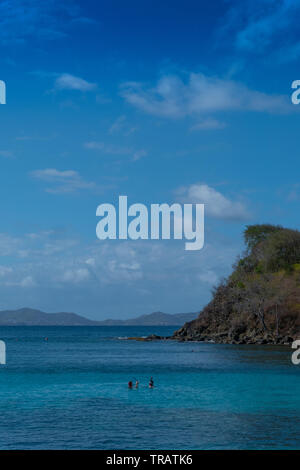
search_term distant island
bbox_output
[97,311,197,326]
[173,224,300,345]
[0,308,197,326]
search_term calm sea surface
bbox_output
[0,325,299,449]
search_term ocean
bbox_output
[0,325,299,450]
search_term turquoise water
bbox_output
[0,326,299,449]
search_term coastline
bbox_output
[127,333,296,346]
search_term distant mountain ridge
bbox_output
[0,308,98,326]
[0,308,197,326]
[98,311,198,326]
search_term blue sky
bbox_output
[0,0,300,319]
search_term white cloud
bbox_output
[19,276,36,288]
[0,233,21,256]
[62,268,90,284]
[54,73,97,92]
[84,141,145,161]
[121,73,290,118]
[30,168,96,193]
[108,115,137,136]
[190,118,226,131]
[84,141,131,155]
[108,115,126,134]
[132,149,147,161]
[3,274,37,288]
[0,150,14,158]
[0,266,13,277]
[178,183,250,221]
[42,239,79,256]
[107,259,143,282]
[31,168,77,180]
[85,258,96,266]
[198,269,219,285]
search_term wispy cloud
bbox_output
[108,115,137,136]
[236,0,297,52]
[62,267,91,284]
[132,149,147,161]
[84,141,146,162]
[0,0,85,45]
[217,0,300,59]
[121,73,290,119]
[190,118,226,131]
[108,115,127,135]
[30,168,96,194]
[0,150,14,158]
[0,233,21,256]
[54,73,97,92]
[84,141,132,155]
[286,183,300,201]
[177,183,250,221]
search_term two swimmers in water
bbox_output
[128,380,139,389]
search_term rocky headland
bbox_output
[172,224,300,345]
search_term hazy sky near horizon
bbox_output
[1,0,300,319]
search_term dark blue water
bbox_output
[0,326,299,449]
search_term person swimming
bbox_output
[135,380,139,389]
[149,377,154,388]
[128,380,133,389]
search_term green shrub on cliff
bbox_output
[241,225,300,274]
[244,224,282,251]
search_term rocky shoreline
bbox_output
[127,332,296,345]
[171,328,296,345]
